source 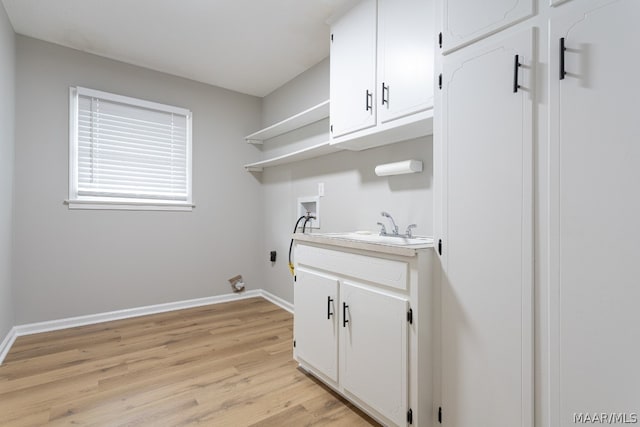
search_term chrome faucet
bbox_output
[378,212,418,238]
[380,211,399,235]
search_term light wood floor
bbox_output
[0,297,377,426]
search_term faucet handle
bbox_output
[376,222,387,236]
[405,224,417,238]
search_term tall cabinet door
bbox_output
[340,281,408,426]
[294,268,339,383]
[330,0,377,138]
[439,30,533,427]
[377,0,434,124]
[440,0,533,53]
[549,1,640,424]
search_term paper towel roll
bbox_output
[375,160,423,176]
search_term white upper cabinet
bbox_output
[549,0,640,423]
[440,0,533,53]
[377,0,434,124]
[329,0,377,138]
[439,29,534,427]
[330,0,434,151]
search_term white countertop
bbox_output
[293,232,434,257]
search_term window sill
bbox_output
[65,199,195,211]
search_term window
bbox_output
[68,87,193,210]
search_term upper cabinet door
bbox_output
[330,0,377,138]
[440,29,534,427]
[377,0,434,124]
[549,1,640,424]
[440,0,534,53]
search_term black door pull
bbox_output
[327,296,334,319]
[342,302,349,327]
[513,54,521,93]
[559,37,566,80]
[381,82,389,106]
[365,90,373,112]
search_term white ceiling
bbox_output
[2,0,354,97]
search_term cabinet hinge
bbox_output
[330,124,333,133]
[407,308,413,324]
[438,406,442,424]
[331,33,334,42]
[438,32,443,49]
[407,408,413,424]
[438,239,442,256]
[293,339,296,348]
[438,74,443,90]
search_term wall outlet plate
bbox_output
[297,196,320,229]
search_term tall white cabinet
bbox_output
[439,29,534,427]
[436,0,640,425]
[549,0,640,424]
[439,0,533,52]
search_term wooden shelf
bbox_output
[244,141,340,172]
[245,100,330,144]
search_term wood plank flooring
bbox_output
[0,298,377,426]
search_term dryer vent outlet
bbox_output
[228,275,245,293]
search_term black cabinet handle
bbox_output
[559,37,566,80]
[327,296,333,319]
[342,302,349,327]
[365,90,373,112]
[381,82,389,106]
[513,55,521,93]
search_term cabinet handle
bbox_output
[513,54,521,93]
[381,82,389,106]
[559,37,566,80]
[342,302,349,327]
[327,296,334,319]
[365,90,373,112]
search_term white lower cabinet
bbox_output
[294,268,339,382]
[293,241,435,426]
[340,281,409,426]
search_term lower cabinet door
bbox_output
[293,267,339,382]
[340,281,408,426]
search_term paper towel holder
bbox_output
[375,160,423,176]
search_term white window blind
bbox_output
[69,87,192,210]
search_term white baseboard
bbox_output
[0,326,17,365]
[0,289,293,365]
[258,289,294,313]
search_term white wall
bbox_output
[0,3,15,339]
[13,36,264,324]
[261,58,330,128]
[259,59,433,303]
